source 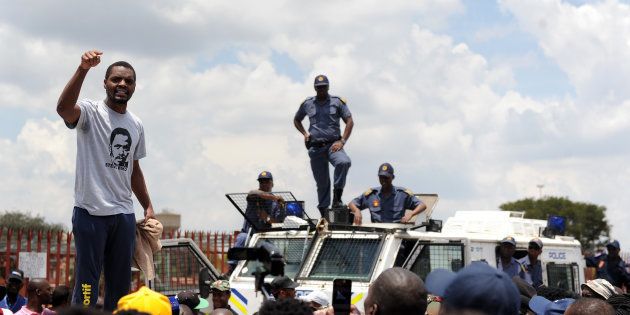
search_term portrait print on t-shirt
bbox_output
[106,127,132,171]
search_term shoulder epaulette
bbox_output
[301,97,313,106]
[364,188,377,196]
[330,96,347,105]
[396,187,414,195]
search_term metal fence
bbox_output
[0,227,236,286]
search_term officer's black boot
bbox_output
[318,207,328,220]
[332,188,344,207]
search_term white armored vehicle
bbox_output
[151,192,585,315]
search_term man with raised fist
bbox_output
[56,50,155,310]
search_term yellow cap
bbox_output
[115,287,171,315]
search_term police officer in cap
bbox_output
[348,163,426,225]
[228,171,285,273]
[596,240,630,288]
[294,75,353,218]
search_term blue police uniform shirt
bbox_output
[518,256,543,287]
[0,294,27,313]
[351,186,422,223]
[294,95,352,142]
[497,257,525,279]
[242,191,283,232]
[596,254,630,288]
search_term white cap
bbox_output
[1,308,15,315]
[301,290,330,307]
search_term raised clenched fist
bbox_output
[80,50,103,70]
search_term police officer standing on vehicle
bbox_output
[596,240,630,289]
[348,163,426,225]
[294,75,353,218]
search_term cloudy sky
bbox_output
[2,0,630,246]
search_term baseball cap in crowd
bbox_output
[210,280,231,292]
[528,296,575,315]
[258,171,273,181]
[377,163,394,178]
[607,240,620,249]
[7,269,24,283]
[271,276,299,290]
[581,279,617,300]
[501,236,517,246]
[425,262,520,315]
[529,238,543,249]
[176,291,209,310]
[115,286,171,315]
[314,75,329,86]
[300,290,330,308]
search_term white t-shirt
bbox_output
[67,99,146,216]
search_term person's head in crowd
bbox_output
[209,309,233,315]
[363,267,427,315]
[512,276,537,314]
[52,285,71,309]
[176,290,209,315]
[528,238,543,261]
[300,290,330,311]
[535,286,577,301]
[581,279,617,300]
[564,297,614,315]
[271,276,298,300]
[258,298,313,315]
[426,262,520,315]
[210,280,231,309]
[528,296,575,315]
[115,286,170,315]
[5,269,24,299]
[499,236,517,261]
[26,278,53,312]
[58,306,113,315]
[606,294,630,315]
[607,240,621,259]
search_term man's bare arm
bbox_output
[131,160,155,222]
[331,116,354,152]
[57,50,103,124]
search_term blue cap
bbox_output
[314,75,329,86]
[501,236,516,246]
[378,163,394,178]
[257,171,273,181]
[528,296,575,315]
[607,240,620,249]
[425,262,520,315]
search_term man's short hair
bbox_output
[565,297,614,315]
[52,285,71,307]
[367,267,428,315]
[105,61,136,81]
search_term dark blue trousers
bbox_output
[71,207,136,311]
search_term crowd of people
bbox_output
[2,260,630,315]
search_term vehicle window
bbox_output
[240,237,311,279]
[153,244,208,296]
[547,263,578,292]
[307,237,382,281]
[407,243,464,281]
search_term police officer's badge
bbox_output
[318,76,324,82]
[373,200,380,207]
[382,165,388,171]
[261,171,267,176]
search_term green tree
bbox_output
[0,211,65,231]
[500,196,610,250]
